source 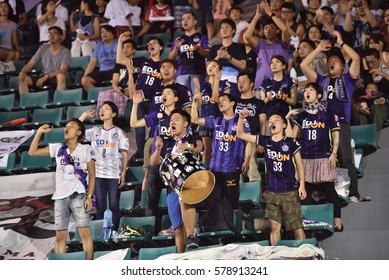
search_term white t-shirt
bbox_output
[85,126,129,179]
[37,16,66,42]
[35,3,69,23]
[49,143,95,200]
[128,5,141,27]
[104,0,131,20]
[233,20,249,43]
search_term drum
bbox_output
[159,151,215,205]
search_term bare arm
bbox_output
[243,4,261,49]
[130,90,147,128]
[28,124,52,156]
[294,150,306,200]
[190,92,206,126]
[236,109,257,144]
[330,129,339,168]
[301,40,331,82]
[85,159,96,212]
[89,17,101,41]
[149,137,163,167]
[333,30,360,79]
[118,150,128,188]
[83,57,97,77]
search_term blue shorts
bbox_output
[166,192,183,230]
[54,192,90,231]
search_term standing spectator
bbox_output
[79,102,129,232]
[237,109,307,246]
[301,31,361,203]
[169,11,210,95]
[0,1,20,72]
[229,6,249,43]
[189,0,214,40]
[36,0,66,44]
[344,0,379,53]
[235,72,266,182]
[18,26,70,94]
[259,55,297,117]
[191,92,251,210]
[281,2,305,39]
[81,25,118,93]
[193,59,230,167]
[28,120,96,260]
[298,0,321,30]
[244,2,290,90]
[209,18,246,97]
[69,0,100,58]
[289,83,343,232]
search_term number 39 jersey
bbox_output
[259,136,301,193]
[205,115,250,173]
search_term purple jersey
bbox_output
[153,83,192,112]
[136,58,162,101]
[259,136,301,193]
[199,79,230,118]
[316,72,357,124]
[205,115,250,173]
[171,32,209,76]
[235,97,266,134]
[145,111,174,158]
[260,76,296,116]
[294,110,340,159]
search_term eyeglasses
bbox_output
[281,10,293,14]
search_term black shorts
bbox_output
[87,69,114,85]
[31,75,57,91]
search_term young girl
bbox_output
[259,55,297,118]
[37,0,66,44]
[69,0,100,57]
[194,59,230,167]
[288,82,343,232]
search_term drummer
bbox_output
[150,109,203,253]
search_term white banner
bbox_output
[0,130,34,155]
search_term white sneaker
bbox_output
[3,61,15,72]
[349,196,359,203]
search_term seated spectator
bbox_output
[229,6,249,43]
[81,25,118,93]
[36,0,66,44]
[0,1,20,72]
[104,0,132,30]
[368,32,389,68]
[94,0,109,24]
[127,0,142,34]
[69,0,100,58]
[212,0,233,37]
[18,26,70,94]
[244,2,290,90]
[352,82,388,145]
[4,0,28,27]
[362,48,389,94]
[36,0,69,26]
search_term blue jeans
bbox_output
[175,74,205,96]
[135,100,154,158]
[95,178,121,230]
[54,192,89,231]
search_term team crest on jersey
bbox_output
[112,132,119,140]
[231,124,237,131]
[90,149,95,156]
[193,37,200,43]
[282,143,289,152]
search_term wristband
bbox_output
[331,153,337,158]
[340,42,345,48]
[86,193,93,199]
[270,13,275,18]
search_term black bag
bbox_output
[198,199,238,233]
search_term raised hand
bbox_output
[133,90,144,104]
[38,124,54,134]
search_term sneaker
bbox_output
[349,196,360,203]
[186,235,199,249]
[3,61,15,72]
[158,226,175,236]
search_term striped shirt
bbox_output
[85,126,129,179]
[205,115,250,173]
[259,136,301,193]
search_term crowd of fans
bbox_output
[3,0,389,258]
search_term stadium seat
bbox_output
[47,88,84,108]
[350,123,378,155]
[20,44,40,60]
[276,238,318,247]
[134,49,149,58]
[0,76,19,95]
[138,245,177,260]
[93,248,132,260]
[62,105,97,125]
[240,209,270,241]
[11,151,53,174]
[41,127,65,146]
[158,187,167,211]
[12,90,49,111]
[152,215,175,243]
[0,110,29,130]
[0,152,16,176]
[117,216,156,243]
[0,94,15,111]
[301,204,334,236]
[123,166,144,188]
[81,86,112,105]
[23,108,63,129]
[239,181,262,209]
[48,251,87,260]
[355,148,365,178]
[67,56,90,88]
[119,190,135,214]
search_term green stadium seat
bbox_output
[117,216,156,243]
[47,88,84,108]
[41,127,65,146]
[0,110,29,130]
[23,108,63,129]
[239,181,262,209]
[350,123,378,155]
[0,94,15,111]
[93,248,132,260]
[81,86,112,105]
[124,166,144,188]
[0,76,19,95]
[276,238,318,247]
[48,251,87,260]
[11,151,53,174]
[13,90,49,111]
[138,245,177,260]
[301,204,334,236]
[119,190,135,214]
[0,152,16,175]
[61,105,97,125]
[240,209,270,241]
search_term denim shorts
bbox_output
[166,192,183,230]
[54,192,90,231]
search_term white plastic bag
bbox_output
[335,168,350,199]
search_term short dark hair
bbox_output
[230,6,243,14]
[66,118,85,140]
[206,59,222,70]
[48,26,63,36]
[102,101,119,120]
[146,36,164,54]
[160,58,177,69]
[182,11,197,20]
[101,24,116,37]
[364,48,381,59]
[268,111,287,126]
[326,47,346,65]
[171,109,191,126]
[304,82,324,99]
[298,39,316,50]
[321,6,334,16]
[123,39,137,50]
[369,32,387,51]
[237,71,254,85]
[219,93,237,111]
[163,84,179,98]
[281,2,296,12]
[220,18,236,35]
